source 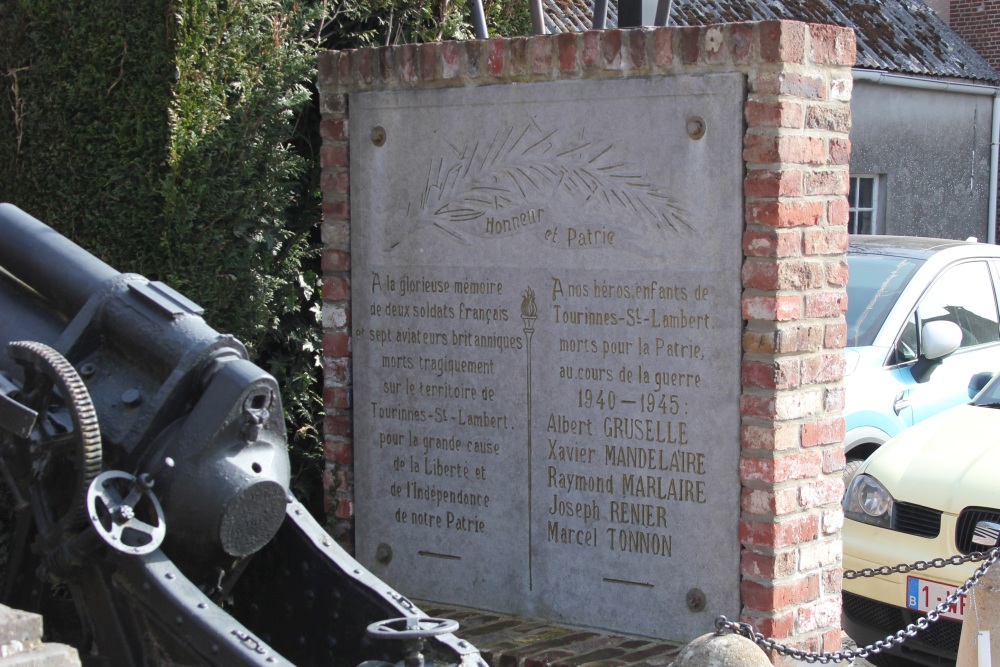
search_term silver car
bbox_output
[844,236,1000,479]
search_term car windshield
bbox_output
[847,254,924,347]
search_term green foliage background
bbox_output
[319,0,532,46]
[0,0,326,509]
[0,0,530,519]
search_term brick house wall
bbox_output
[950,0,1000,71]
[318,21,854,663]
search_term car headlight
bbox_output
[843,474,895,529]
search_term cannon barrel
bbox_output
[0,203,289,564]
[0,203,120,318]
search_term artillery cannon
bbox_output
[0,203,483,667]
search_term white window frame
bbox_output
[849,174,880,235]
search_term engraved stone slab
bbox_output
[351,73,745,642]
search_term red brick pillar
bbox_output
[739,22,854,663]
[317,82,355,549]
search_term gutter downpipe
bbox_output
[852,69,1000,244]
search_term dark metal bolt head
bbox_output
[686,587,707,612]
[122,389,142,407]
[686,116,706,140]
[375,542,393,564]
[371,125,387,146]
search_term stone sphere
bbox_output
[672,632,772,667]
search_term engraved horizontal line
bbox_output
[418,551,462,561]
[603,577,654,588]
[620,400,636,404]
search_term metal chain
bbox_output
[843,550,995,579]
[714,546,1000,664]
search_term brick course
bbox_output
[950,0,1000,71]
[318,21,853,665]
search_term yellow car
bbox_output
[842,377,1000,667]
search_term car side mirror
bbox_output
[922,320,962,359]
[911,320,962,383]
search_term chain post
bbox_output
[714,547,1000,663]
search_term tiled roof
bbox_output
[543,0,1000,82]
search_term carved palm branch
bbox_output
[388,123,690,250]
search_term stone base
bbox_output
[0,605,79,666]
[421,601,684,666]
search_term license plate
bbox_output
[906,576,966,620]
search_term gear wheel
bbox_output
[7,341,102,532]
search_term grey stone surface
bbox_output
[351,74,745,642]
[671,633,771,667]
[0,605,79,666]
[0,644,80,667]
[0,607,41,650]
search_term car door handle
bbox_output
[893,391,911,415]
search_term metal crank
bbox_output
[365,617,461,667]
[86,470,166,555]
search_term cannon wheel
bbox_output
[7,341,102,531]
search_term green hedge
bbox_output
[317,0,532,47]
[0,0,531,518]
[0,0,325,508]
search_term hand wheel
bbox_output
[87,470,166,555]
[366,617,460,640]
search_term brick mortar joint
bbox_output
[743,164,849,173]
[322,66,849,95]
[744,196,848,206]
[742,284,844,293]
[739,508,842,524]
[739,444,842,457]
[739,380,840,391]
[743,126,852,137]
[739,569,833,587]
[741,349,845,358]
[739,474,843,487]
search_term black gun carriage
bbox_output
[0,203,481,667]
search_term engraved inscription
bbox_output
[359,264,723,582]
[361,270,513,552]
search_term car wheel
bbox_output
[844,457,865,486]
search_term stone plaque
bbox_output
[351,74,745,641]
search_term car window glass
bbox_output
[891,317,918,365]
[846,255,922,347]
[917,261,1000,350]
